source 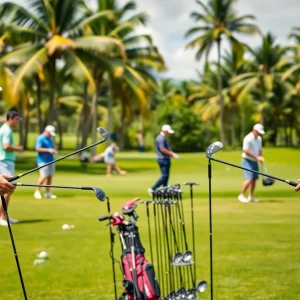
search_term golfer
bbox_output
[148,124,179,195]
[238,123,265,203]
[34,125,57,199]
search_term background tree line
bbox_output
[0,0,299,152]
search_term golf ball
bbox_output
[38,251,48,259]
[62,224,71,230]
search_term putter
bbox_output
[8,127,108,182]
[2,127,108,300]
[12,183,106,201]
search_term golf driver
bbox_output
[12,183,106,201]
[206,141,298,187]
[8,127,108,182]
[205,141,298,300]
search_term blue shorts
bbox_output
[0,160,15,176]
[242,158,259,180]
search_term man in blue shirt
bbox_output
[148,125,179,194]
[34,125,57,199]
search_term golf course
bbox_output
[1,147,300,300]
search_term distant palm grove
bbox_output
[0,0,299,152]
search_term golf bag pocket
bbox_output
[122,254,160,300]
[143,262,160,299]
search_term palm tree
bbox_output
[232,32,287,124]
[185,0,259,146]
[0,0,124,125]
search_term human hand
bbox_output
[16,145,23,152]
[295,179,300,192]
[256,156,264,163]
[172,153,179,159]
[49,149,57,154]
[0,175,16,195]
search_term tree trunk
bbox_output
[217,39,226,147]
[56,113,63,150]
[90,77,101,156]
[48,57,56,124]
[18,101,25,147]
[35,74,43,133]
[24,102,30,150]
[107,77,113,145]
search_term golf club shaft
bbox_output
[208,156,298,187]
[12,183,95,191]
[8,128,108,182]
[1,196,28,300]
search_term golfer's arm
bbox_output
[35,147,52,153]
[3,143,18,152]
[160,147,174,157]
[243,149,259,161]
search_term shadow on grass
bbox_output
[260,199,285,203]
[18,219,52,224]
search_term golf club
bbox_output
[12,183,106,201]
[2,127,108,300]
[206,141,298,187]
[196,280,207,293]
[205,141,298,300]
[8,127,108,182]
[184,182,198,289]
[0,195,28,300]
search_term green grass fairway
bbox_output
[1,148,300,299]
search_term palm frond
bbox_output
[75,36,126,58]
[13,47,48,95]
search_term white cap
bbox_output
[253,123,265,135]
[45,125,56,136]
[161,124,174,134]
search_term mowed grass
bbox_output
[0,147,300,300]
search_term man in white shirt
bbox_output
[238,123,265,203]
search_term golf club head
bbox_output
[182,250,193,262]
[186,288,197,299]
[172,251,183,264]
[92,187,106,201]
[196,280,207,293]
[96,127,108,140]
[206,141,223,158]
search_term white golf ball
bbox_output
[38,251,48,259]
[62,224,70,230]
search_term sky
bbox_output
[131,0,299,80]
[3,0,300,80]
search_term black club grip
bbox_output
[289,181,298,187]
[98,215,111,221]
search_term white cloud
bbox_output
[134,0,299,80]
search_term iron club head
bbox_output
[92,187,106,201]
[182,250,193,262]
[97,127,108,139]
[172,251,183,264]
[196,280,207,293]
[206,141,223,158]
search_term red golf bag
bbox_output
[112,198,160,300]
[122,253,160,300]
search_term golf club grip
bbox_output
[99,215,111,221]
[8,175,20,182]
[288,181,298,187]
